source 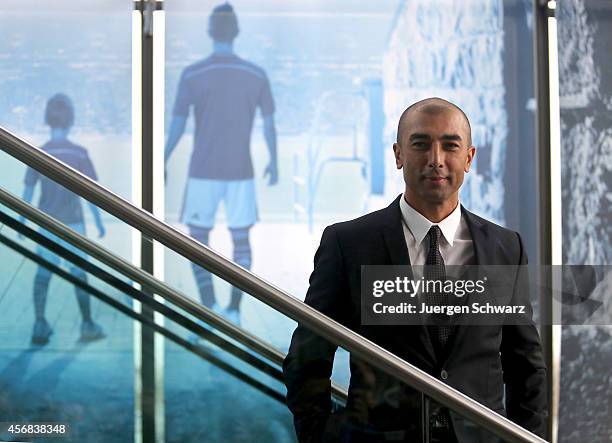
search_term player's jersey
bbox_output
[24,139,98,224]
[173,53,275,180]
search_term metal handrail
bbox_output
[0,126,546,443]
[0,186,348,404]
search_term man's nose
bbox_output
[427,144,443,168]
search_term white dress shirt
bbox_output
[399,194,475,267]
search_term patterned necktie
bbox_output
[424,225,452,359]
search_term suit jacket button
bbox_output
[440,370,448,380]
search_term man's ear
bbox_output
[393,143,403,169]
[464,146,476,172]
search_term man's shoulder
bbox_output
[43,139,88,157]
[461,207,520,240]
[181,57,215,76]
[461,207,526,262]
[229,55,269,81]
[182,55,268,81]
[325,203,395,242]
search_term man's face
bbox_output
[393,108,475,207]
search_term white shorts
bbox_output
[181,178,258,229]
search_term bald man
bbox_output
[283,98,547,442]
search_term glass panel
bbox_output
[0,206,296,442]
[0,214,136,442]
[161,236,352,392]
[0,142,305,384]
[164,0,400,391]
[163,0,539,394]
[439,400,509,443]
[285,334,541,442]
[557,0,612,441]
[164,334,295,443]
[0,0,134,201]
[0,144,141,264]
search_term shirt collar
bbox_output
[399,194,462,247]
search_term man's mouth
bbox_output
[424,176,447,183]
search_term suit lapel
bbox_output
[462,206,492,266]
[380,195,438,366]
[441,206,494,366]
[380,195,411,266]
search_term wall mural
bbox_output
[558,0,612,441]
[383,0,508,225]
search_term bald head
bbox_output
[392,97,476,220]
[397,97,472,147]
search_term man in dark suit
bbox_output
[283,98,547,442]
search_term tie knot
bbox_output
[425,225,445,275]
[428,225,442,244]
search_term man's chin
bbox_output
[420,192,452,205]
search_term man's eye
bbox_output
[444,144,459,150]
[412,142,427,149]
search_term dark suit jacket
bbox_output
[283,195,547,442]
